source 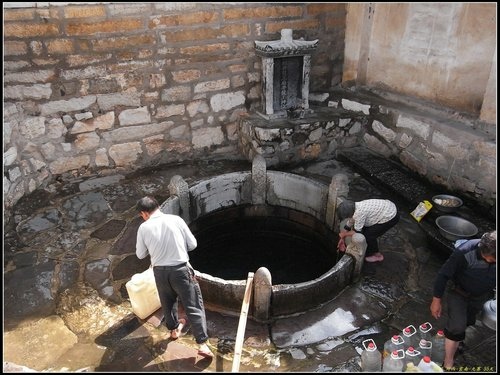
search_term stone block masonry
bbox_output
[239,106,367,167]
[3,3,494,219]
[239,90,496,217]
[3,2,347,214]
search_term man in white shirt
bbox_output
[136,196,213,358]
[337,199,399,262]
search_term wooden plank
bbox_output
[231,272,254,373]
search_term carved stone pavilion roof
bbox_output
[255,30,318,58]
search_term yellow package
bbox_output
[410,200,433,222]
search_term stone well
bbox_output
[160,155,364,322]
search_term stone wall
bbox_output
[239,106,367,167]
[3,2,347,212]
[325,92,496,212]
[238,86,495,213]
[3,2,496,216]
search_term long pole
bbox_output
[231,272,254,372]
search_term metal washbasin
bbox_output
[435,215,478,241]
[481,299,496,331]
[432,194,463,213]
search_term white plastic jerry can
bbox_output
[126,268,162,319]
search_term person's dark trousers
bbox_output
[444,288,487,342]
[362,212,400,256]
[153,263,209,344]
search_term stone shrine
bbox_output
[255,29,318,119]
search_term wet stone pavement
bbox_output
[3,155,497,373]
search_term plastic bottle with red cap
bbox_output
[431,330,446,365]
[402,324,419,350]
[418,322,433,342]
[404,346,422,368]
[418,339,433,360]
[360,338,382,372]
[383,334,405,359]
[417,355,444,372]
[382,349,405,372]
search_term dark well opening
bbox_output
[189,204,338,285]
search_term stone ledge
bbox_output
[336,146,496,255]
[324,86,496,139]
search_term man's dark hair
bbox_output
[137,196,159,213]
[479,230,496,257]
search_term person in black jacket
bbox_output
[430,230,496,370]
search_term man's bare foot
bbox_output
[365,252,384,263]
[443,361,454,371]
[197,342,213,358]
[170,318,186,340]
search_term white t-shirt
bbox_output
[136,210,197,266]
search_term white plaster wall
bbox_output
[342,3,365,83]
[480,46,497,123]
[344,3,496,121]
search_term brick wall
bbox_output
[3,2,347,211]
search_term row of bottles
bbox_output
[363,344,443,372]
[360,322,446,372]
